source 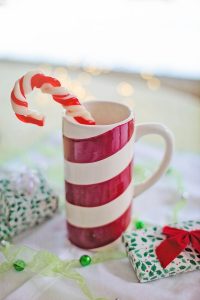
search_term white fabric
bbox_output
[0,143,200,300]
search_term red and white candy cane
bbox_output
[11,70,95,126]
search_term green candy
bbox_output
[135,220,145,230]
[79,255,92,267]
[13,259,26,272]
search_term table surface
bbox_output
[0,61,200,300]
[0,142,200,300]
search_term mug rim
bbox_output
[62,100,134,128]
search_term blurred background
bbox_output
[0,0,199,175]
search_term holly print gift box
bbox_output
[0,169,58,241]
[122,220,200,282]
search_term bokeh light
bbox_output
[83,66,102,76]
[147,77,161,91]
[140,73,154,80]
[117,82,134,97]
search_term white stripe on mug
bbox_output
[66,181,134,228]
[64,134,134,185]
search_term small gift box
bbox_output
[122,220,200,282]
[0,168,59,241]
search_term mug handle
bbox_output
[133,123,174,198]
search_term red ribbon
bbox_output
[155,226,200,268]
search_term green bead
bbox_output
[13,259,26,272]
[135,220,145,230]
[79,255,92,267]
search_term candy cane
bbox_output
[11,70,95,126]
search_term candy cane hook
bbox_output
[11,70,95,126]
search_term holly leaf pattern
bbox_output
[141,263,146,271]
[141,237,147,243]
[122,220,200,283]
[151,265,156,272]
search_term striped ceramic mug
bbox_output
[63,101,173,250]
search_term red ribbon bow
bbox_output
[155,226,200,268]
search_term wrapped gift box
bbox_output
[122,220,200,282]
[0,169,59,241]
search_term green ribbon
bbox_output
[0,242,126,300]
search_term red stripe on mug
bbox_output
[63,120,134,163]
[65,162,133,207]
[67,204,131,249]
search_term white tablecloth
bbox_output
[1,144,200,300]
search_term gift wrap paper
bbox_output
[123,220,200,282]
[0,169,59,241]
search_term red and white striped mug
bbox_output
[63,101,173,250]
